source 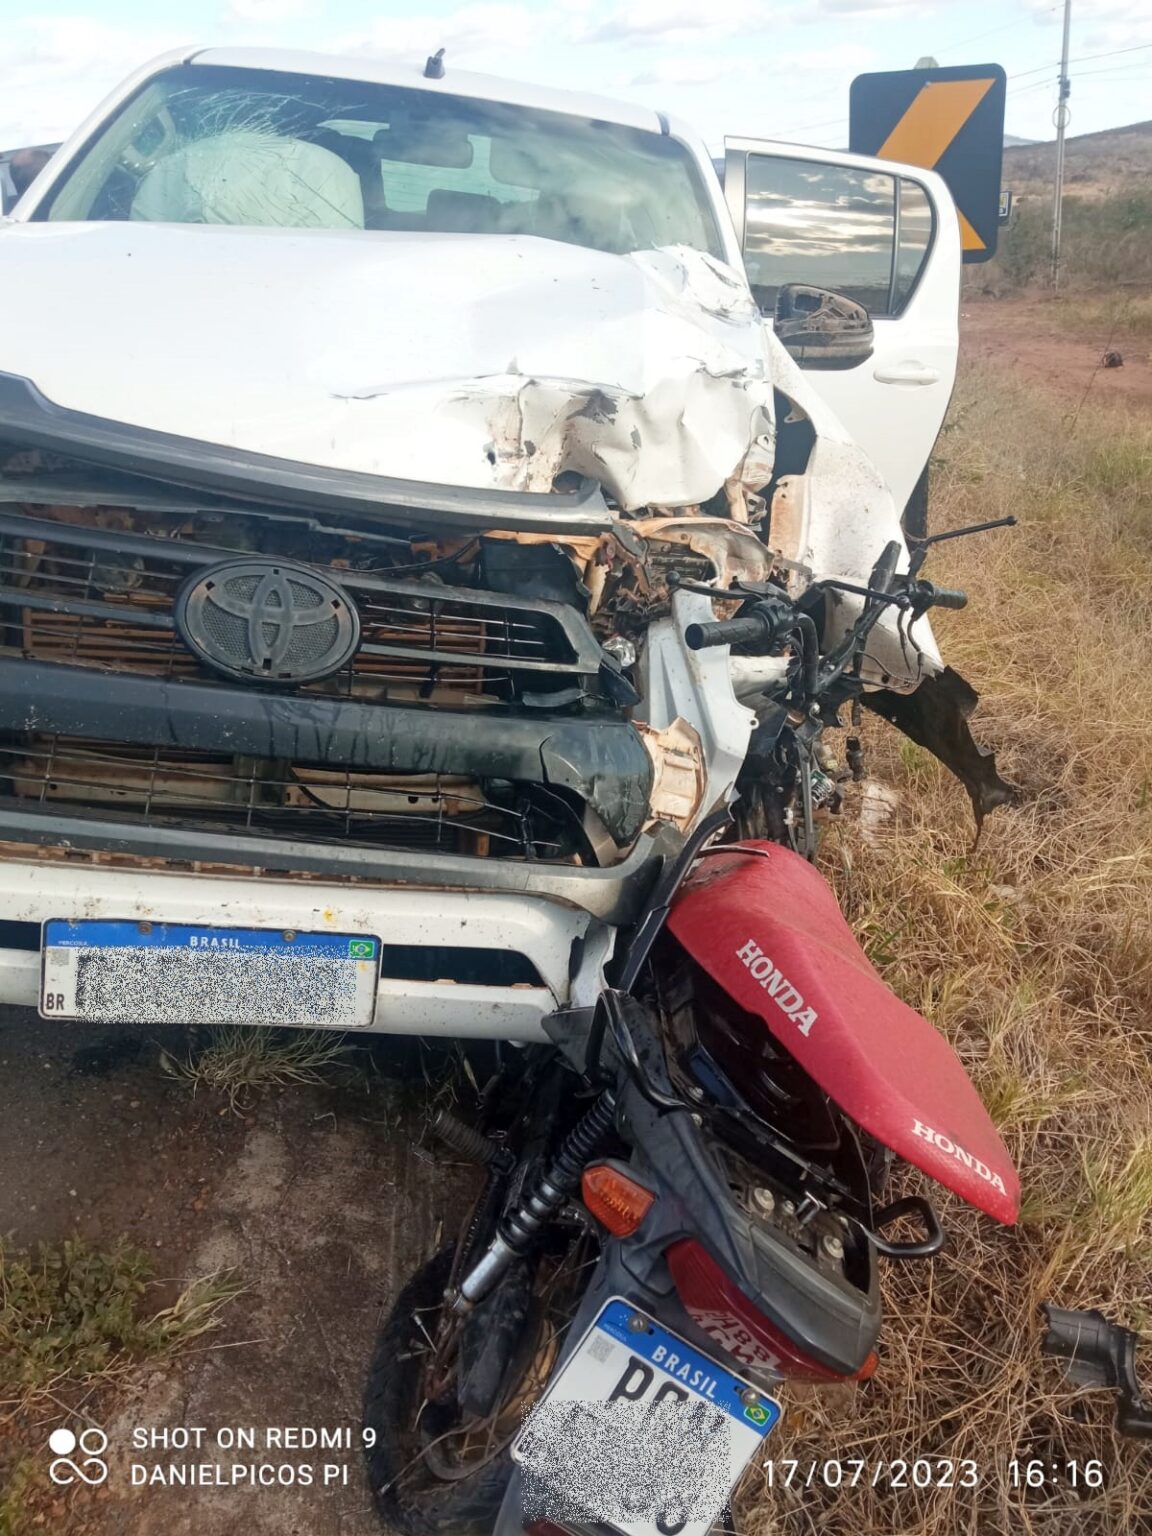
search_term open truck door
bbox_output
[723,138,960,520]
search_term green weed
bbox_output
[0,1236,241,1413]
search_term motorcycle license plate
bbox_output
[512,1298,780,1536]
[39,921,380,1029]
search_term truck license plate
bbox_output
[40,921,380,1029]
[512,1298,780,1536]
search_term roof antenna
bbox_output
[423,48,446,79]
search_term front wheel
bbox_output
[363,1240,587,1535]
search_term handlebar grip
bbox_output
[684,614,771,650]
[929,586,968,610]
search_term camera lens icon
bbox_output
[49,1426,109,1485]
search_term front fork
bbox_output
[454,1091,618,1314]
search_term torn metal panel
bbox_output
[727,654,791,712]
[761,342,944,693]
[627,517,776,590]
[637,717,706,832]
[486,519,775,643]
[637,590,756,821]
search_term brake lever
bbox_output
[809,577,910,608]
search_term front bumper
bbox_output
[0,856,621,1039]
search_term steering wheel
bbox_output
[119,106,180,177]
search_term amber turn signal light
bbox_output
[581,1162,656,1236]
[855,1350,879,1381]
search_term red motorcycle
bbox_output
[363,543,1019,1536]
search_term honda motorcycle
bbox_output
[362,529,1021,1536]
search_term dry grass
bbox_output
[739,366,1152,1533]
[1042,292,1152,342]
[974,180,1152,293]
[0,1239,242,1534]
[0,1236,242,1418]
[1003,122,1152,203]
[159,1025,352,1111]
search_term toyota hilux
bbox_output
[0,46,976,1038]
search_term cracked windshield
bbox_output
[39,63,723,257]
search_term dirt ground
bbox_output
[961,291,1152,406]
[0,1015,480,1535]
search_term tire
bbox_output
[363,1247,515,1536]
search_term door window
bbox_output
[894,178,933,311]
[741,154,932,316]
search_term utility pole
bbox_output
[1051,0,1072,288]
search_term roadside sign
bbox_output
[999,189,1013,223]
[850,65,1007,263]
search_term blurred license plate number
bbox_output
[512,1298,780,1536]
[40,921,380,1029]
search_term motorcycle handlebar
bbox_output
[684,614,773,651]
[685,579,967,655]
[923,584,968,611]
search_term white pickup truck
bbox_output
[0,47,967,1039]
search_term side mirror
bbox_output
[773,283,874,370]
[1,143,58,213]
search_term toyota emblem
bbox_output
[175,559,361,684]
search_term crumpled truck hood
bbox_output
[0,223,775,512]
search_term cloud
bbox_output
[581,0,760,45]
[779,42,878,71]
[625,58,734,87]
[333,5,552,66]
[817,0,935,12]
[0,18,191,146]
[225,0,316,20]
[625,38,875,91]
[1024,0,1152,36]
[1020,0,1152,71]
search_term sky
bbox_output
[2,0,1150,155]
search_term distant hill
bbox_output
[1002,120,1152,198]
[975,119,1152,289]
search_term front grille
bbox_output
[0,506,602,706]
[0,737,560,857]
[0,503,642,867]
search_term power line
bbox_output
[1009,38,1152,83]
[1063,39,1152,67]
[1007,78,1058,99]
[1008,68,1146,104]
[769,32,1151,145]
[940,8,1060,59]
[1066,62,1152,81]
[766,13,1065,133]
